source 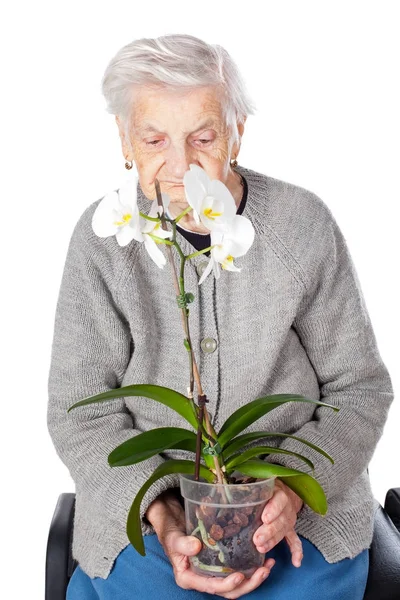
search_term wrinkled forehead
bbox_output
[140,117,218,135]
[131,86,225,133]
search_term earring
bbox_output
[125,160,133,170]
[230,157,238,168]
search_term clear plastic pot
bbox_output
[179,474,275,578]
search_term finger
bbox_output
[285,528,304,567]
[165,531,202,578]
[176,568,247,595]
[255,506,297,552]
[275,479,304,512]
[255,529,285,554]
[261,486,288,525]
[169,532,202,557]
[221,559,276,599]
[254,505,295,547]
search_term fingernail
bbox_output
[258,535,266,544]
[234,575,244,585]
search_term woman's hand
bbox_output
[145,489,276,599]
[253,478,304,567]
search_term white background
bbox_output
[1,1,398,597]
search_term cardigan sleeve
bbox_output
[264,212,395,501]
[47,204,180,535]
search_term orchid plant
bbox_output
[68,164,339,557]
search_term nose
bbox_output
[164,141,199,181]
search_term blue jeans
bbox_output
[67,533,369,599]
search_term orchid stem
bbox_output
[146,233,174,245]
[139,211,161,222]
[186,246,215,260]
[153,178,227,487]
[174,205,193,222]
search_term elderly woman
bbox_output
[47,34,394,599]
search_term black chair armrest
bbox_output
[45,493,77,600]
[364,500,400,599]
[385,488,400,532]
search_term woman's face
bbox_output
[116,86,244,212]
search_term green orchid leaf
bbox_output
[234,459,327,515]
[218,395,339,448]
[225,446,314,471]
[108,427,197,467]
[222,431,335,464]
[127,460,215,556]
[67,384,198,430]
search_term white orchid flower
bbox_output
[92,177,144,247]
[198,214,255,285]
[92,174,173,269]
[141,194,174,269]
[183,164,237,231]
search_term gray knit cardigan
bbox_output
[47,164,395,579]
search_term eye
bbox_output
[145,138,212,147]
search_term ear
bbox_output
[237,116,246,138]
[232,117,246,157]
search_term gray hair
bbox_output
[101,34,257,154]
